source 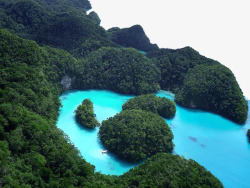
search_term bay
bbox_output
[57,90,250,188]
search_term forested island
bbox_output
[0,0,248,186]
[75,99,99,128]
[99,110,174,162]
[122,94,176,119]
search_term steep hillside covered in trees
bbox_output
[122,94,176,119]
[0,26,222,188]
[0,0,247,186]
[107,25,159,52]
[147,47,248,124]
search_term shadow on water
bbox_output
[103,150,141,169]
[94,134,141,169]
[74,119,98,133]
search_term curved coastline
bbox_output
[57,89,250,188]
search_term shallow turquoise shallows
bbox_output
[57,90,250,188]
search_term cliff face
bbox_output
[60,75,74,90]
[108,25,159,52]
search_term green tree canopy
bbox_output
[78,47,160,95]
[108,25,159,52]
[122,94,176,119]
[88,11,101,25]
[175,64,248,124]
[118,153,223,188]
[75,99,99,128]
[99,110,174,162]
[147,47,248,124]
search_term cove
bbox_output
[56,90,250,188]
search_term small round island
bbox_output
[99,109,174,162]
[75,99,99,128]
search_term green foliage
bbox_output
[108,25,159,52]
[148,47,248,124]
[88,11,101,25]
[0,104,95,187]
[0,0,105,54]
[175,64,248,124]
[41,46,80,89]
[0,0,243,185]
[84,173,119,188]
[0,10,27,36]
[1,0,246,124]
[0,29,95,187]
[122,94,176,119]
[99,110,174,162]
[147,47,217,91]
[0,29,60,120]
[72,36,120,58]
[75,99,100,128]
[40,0,92,12]
[78,47,160,95]
[118,153,223,188]
[37,10,106,51]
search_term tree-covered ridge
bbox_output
[122,94,176,119]
[72,36,120,58]
[175,64,248,124]
[0,29,95,187]
[0,0,247,124]
[41,46,80,90]
[108,25,159,52]
[75,99,99,128]
[0,29,59,120]
[0,4,227,186]
[99,110,174,162]
[0,0,107,55]
[147,47,248,124]
[42,45,160,95]
[147,47,217,91]
[40,0,92,11]
[88,11,101,25]
[118,153,223,188]
[78,47,160,94]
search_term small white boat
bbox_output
[101,150,108,154]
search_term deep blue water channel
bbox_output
[56,90,250,188]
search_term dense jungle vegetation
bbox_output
[99,110,174,162]
[147,48,248,124]
[0,0,247,186]
[87,11,101,25]
[175,64,248,124]
[75,99,99,129]
[0,0,247,124]
[77,47,160,94]
[118,153,224,188]
[107,25,159,52]
[0,29,95,187]
[122,94,176,119]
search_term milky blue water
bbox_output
[57,90,250,188]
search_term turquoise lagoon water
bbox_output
[57,90,250,188]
